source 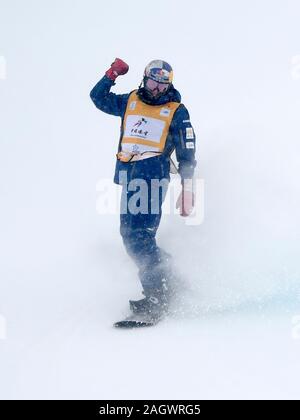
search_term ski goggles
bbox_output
[145,78,170,93]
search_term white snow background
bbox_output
[0,0,300,399]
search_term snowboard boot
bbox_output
[129,281,170,321]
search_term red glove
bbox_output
[105,58,129,81]
[176,179,195,217]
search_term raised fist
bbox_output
[105,58,129,81]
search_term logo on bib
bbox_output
[131,117,149,137]
[129,101,137,110]
[160,108,171,117]
[132,144,140,153]
[124,115,166,143]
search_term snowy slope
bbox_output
[0,0,300,399]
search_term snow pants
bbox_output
[118,156,172,296]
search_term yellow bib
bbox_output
[120,91,180,154]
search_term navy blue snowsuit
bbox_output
[90,75,196,296]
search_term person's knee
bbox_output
[121,227,155,258]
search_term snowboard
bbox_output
[114,312,163,329]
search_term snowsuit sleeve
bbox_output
[169,104,197,180]
[90,75,129,117]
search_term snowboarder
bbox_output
[90,59,196,325]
